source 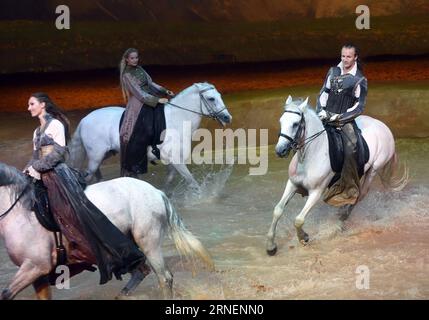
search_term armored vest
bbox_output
[325,67,365,114]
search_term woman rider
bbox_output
[119,48,174,177]
[25,92,145,284]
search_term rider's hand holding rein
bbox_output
[329,113,340,122]
[318,109,328,121]
[24,165,40,180]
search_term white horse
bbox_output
[266,96,408,255]
[69,82,232,188]
[0,162,213,300]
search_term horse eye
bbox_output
[208,97,215,102]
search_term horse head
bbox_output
[275,95,308,158]
[195,82,232,126]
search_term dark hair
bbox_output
[31,92,71,142]
[342,43,363,71]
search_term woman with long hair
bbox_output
[119,48,174,177]
[25,92,145,284]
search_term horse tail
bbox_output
[160,192,214,271]
[68,122,86,170]
[379,152,409,192]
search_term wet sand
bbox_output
[1,57,429,112]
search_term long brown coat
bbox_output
[120,67,167,145]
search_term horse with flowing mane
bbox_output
[68,82,232,189]
[0,162,213,300]
[266,96,408,255]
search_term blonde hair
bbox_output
[119,48,139,102]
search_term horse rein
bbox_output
[0,181,31,220]
[165,86,227,124]
[278,110,326,152]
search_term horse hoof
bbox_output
[266,246,277,256]
[115,292,130,300]
[336,221,347,232]
[1,288,12,300]
[298,233,309,245]
[300,239,309,246]
[115,294,135,300]
[338,213,349,222]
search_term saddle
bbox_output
[325,121,369,188]
[32,180,61,233]
[32,167,86,233]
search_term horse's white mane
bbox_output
[174,82,214,100]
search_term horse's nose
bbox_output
[275,144,287,158]
[222,113,232,123]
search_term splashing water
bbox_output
[169,163,234,207]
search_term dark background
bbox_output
[1,0,429,74]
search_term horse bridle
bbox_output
[166,86,227,124]
[278,110,306,151]
[199,86,228,124]
[278,109,326,152]
[0,181,31,220]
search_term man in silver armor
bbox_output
[316,44,368,206]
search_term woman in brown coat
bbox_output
[119,48,174,177]
[25,92,145,284]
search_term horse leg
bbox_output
[164,164,177,190]
[143,249,173,299]
[336,167,376,224]
[117,263,151,298]
[337,204,355,222]
[358,166,377,202]
[294,189,323,244]
[94,168,103,182]
[86,151,105,183]
[2,260,50,300]
[133,231,173,299]
[266,180,297,256]
[33,275,52,300]
[172,164,199,190]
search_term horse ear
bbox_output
[299,97,309,112]
[285,95,292,106]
